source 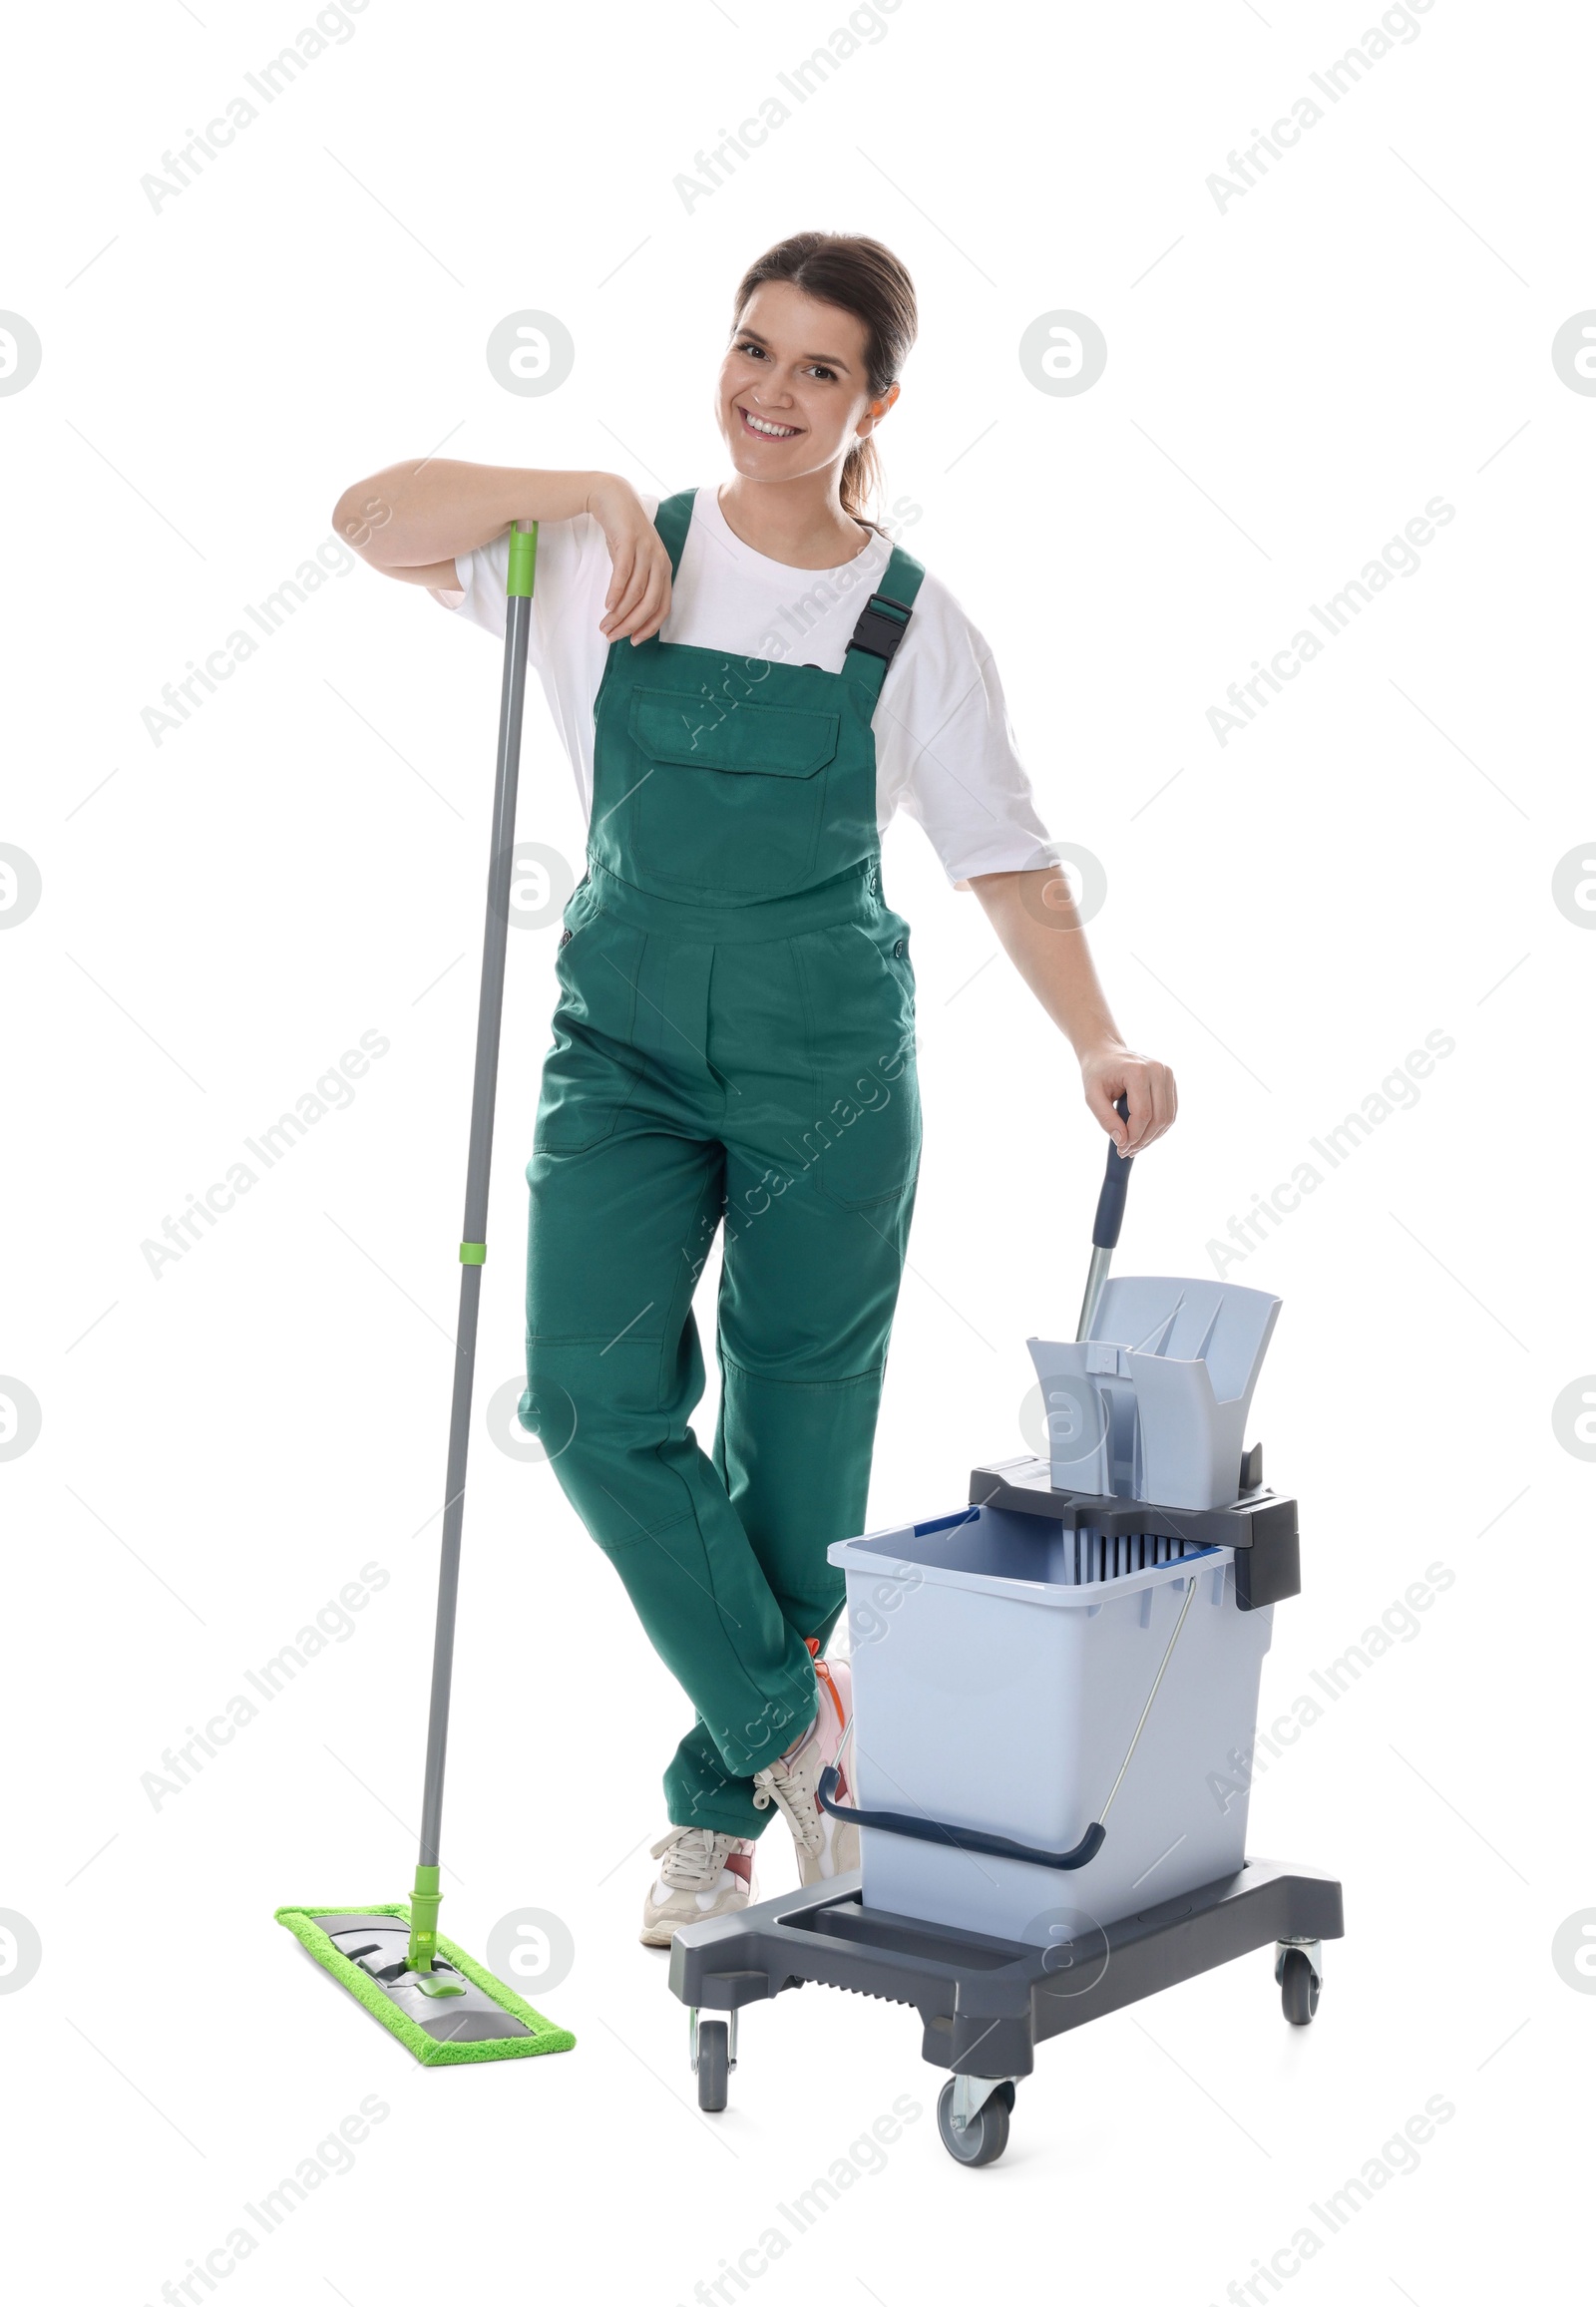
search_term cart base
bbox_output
[670,1856,1343,2137]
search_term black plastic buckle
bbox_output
[845,589,915,668]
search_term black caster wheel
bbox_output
[695,2019,729,2112]
[1280,1948,1320,2026]
[937,2079,1012,2166]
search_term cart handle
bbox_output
[816,1766,1106,1871]
[1093,1092,1133,1249]
[1077,1095,1133,1340]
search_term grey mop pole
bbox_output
[1076,1095,1133,1342]
[407,520,537,1972]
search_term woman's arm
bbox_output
[968,867,1177,1156]
[329,459,673,641]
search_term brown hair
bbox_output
[730,231,918,532]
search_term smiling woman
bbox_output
[717,232,914,553]
[330,227,1176,1955]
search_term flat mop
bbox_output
[276,524,575,2066]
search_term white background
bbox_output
[3,0,1590,2298]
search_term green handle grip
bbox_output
[507,522,538,598]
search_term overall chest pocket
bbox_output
[625,688,841,897]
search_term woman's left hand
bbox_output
[1080,1045,1177,1156]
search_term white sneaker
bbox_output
[639,1826,756,1947]
[751,1646,858,1886]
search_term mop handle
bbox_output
[409,522,538,1973]
[1076,1095,1132,1341]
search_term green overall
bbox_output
[518,488,927,1837]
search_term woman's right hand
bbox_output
[588,475,672,644]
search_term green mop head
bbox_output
[275,1901,576,2068]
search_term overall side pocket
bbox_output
[802,917,922,1210]
[532,905,646,1154]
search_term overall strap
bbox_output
[842,540,928,704]
[651,488,697,579]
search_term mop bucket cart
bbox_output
[669,1126,1344,2165]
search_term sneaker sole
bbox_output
[639,1890,757,1948]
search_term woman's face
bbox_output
[716,279,895,492]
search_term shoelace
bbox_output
[651,1826,740,1891]
[751,1757,825,1856]
[750,1644,851,1855]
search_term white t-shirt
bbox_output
[434,487,1057,888]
